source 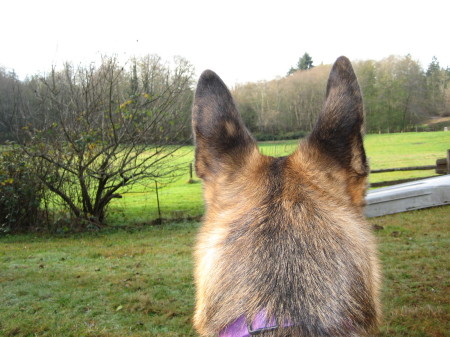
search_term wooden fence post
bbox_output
[155,181,162,224]
[435,150,450,175]
[447,149,450,174]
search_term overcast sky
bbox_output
[2,0,449,86]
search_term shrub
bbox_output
[0,148,46,233]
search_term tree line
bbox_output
[2,53,449,144]
[233,54,450,138]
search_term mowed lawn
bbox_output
[109,131,450,224]
[0,206,449,336]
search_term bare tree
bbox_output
[19,55,194,224]
[233,65,329,136]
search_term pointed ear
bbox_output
[192,70,255,180]
[309,56,368,176]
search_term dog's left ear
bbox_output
[309,56,368,177]
[192,70,255,180]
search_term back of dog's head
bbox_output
[192,57,381,337]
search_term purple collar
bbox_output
[219,310,359,336]
[219,311,281,337]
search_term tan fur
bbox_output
[192,57,381,337]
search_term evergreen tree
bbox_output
[297,52,314,70]
[287,53,314,76]
[287,66,297,76]
[426,56,440,76]
[130,61,139,97]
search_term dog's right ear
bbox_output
[192,70,255,180]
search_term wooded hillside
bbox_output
[233,55,450,138]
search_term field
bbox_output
[0,206,449,336]
[0,131,449,336]
[109,131,450,224]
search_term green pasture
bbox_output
[109,131,450,224]
[1,131,449,336]
[1,206,449,336]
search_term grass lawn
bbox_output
[0,223,197,337]
[109,131,450,224]
[1,131,449,336]
[1,206,449,336]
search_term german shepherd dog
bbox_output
[192,57,381,337]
